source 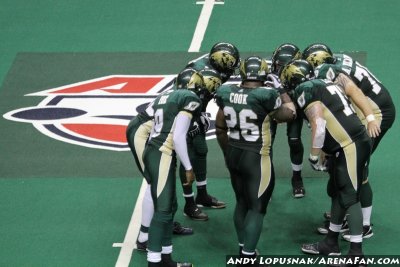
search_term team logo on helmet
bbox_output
[186,72,205,90]
[279,59,313,90]
[306,51,332,68]
[210,51,237,70]
[282,64,304,79]
[199,69,222,93]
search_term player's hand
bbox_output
[309,154,327,172]
[183,169,195,186]
[200,112,211,132]
[266,73,281,88]
[367,120,381,138]
[188,122,201,137]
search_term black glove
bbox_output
[188,121,201,138]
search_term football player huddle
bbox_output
[126,41,395,267]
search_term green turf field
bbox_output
[1,1,399,266]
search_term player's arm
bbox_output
[173,111,196,186]
[271,93,296,122]
[215,108,229,157]
[335,73,381,138]
[304,102,327,171]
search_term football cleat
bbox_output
[301,241,341,256]
[341,225,373,242]
[172,221,194,235]
[161,253,193,267]
[196,194,226,209]
[184,204,209,221]
[291,178,305,198]
[136,239,147,252]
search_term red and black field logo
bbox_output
[3,75,220,151]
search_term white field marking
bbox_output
[114,179,147,267]
[189,0,224,52]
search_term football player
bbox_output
[280,60,372,264]
[179,42,241,220]
[126,93,194,252]
[143,68,211,267]
[303,43,396,240]
[267,43,306,198]
[215,56,296,264]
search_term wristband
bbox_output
[366,114,375,122]
[309,154,319,162]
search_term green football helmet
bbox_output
[199,68,222,94]
[175,68,205,95]
[239,56,269,82]
[209,42,240,73]
[279,59,314,90]
[271,43,302,74]
[302,43,334,68]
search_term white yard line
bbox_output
[114,1,223,266]
[114,180,147,267]
[189,0,224,52]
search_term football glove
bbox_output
[266,73,281,88]
[188,121,201,138]
[200,112,211,132]
[309,154,327,172]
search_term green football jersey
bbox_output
[293,79,366,154]
[148,89,201,155]
[315,54,395,128]
[215,84,281,155]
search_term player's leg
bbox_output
[144,147,192,267]
[344,127,389,241]
[192,132,226,209]
[242,152,274,255]
[126,120,155,250]
[339,137,371,258]
[227,148,274,257]
[326,138,371,257]
[287,115,305,198]
[301,155,343,256]
[225,146,247,253]
[355,102,395,241]
[179,137,208,221]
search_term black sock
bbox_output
[184,196,196,206]
[148,262,162,267]
[349,242,362,254]
[292,171,302,180]
[197,185,208,199]
[325,229,339,245]
[183,186,195,206]
[161,253,176,267]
